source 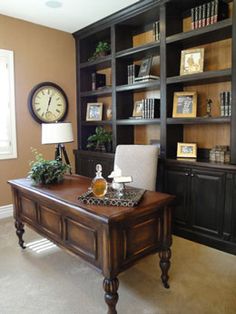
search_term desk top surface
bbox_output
[9,174,174,223]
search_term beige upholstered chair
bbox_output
[113,145,158,191]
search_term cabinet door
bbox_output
[165,167,190,227]
[190,169,225,237]
[231,174,236,242]
[75,152,114,178]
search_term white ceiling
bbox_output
[0,0,140,33]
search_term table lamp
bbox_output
[41,122,74,168]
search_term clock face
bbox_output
[28,82,68,123]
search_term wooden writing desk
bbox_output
[9,175,174,314]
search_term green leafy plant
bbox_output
[87,127,112,152]
[89,41,111,61]
[28,149,70,185]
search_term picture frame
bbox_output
[180,48,204,76]
[138,57,152,77]
[177,142,197,158]
[172,91,197,118]
[132,100,143,117]
[86,103,103,121]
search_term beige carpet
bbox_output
[0,217,236,314]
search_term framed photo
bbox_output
[86,103,103,121]
[138,57,152,77]
[177,142,197,158]
[180,48,204,75]
[132,100,143,117]
[172,91,197,118]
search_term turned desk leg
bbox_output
[15,220,26,249]
[159,248,171,289]
[103,277,119,314]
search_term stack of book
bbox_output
[152,21,160,41]
[220,91,232,117]
[209,145,230,163]
[131,98,160,119]
[127,64,140,84]
[134,75,159,83]
[191,0,228,30]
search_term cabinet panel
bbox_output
[74,150,114,178]
[191,170,226,236]
[165,167,190,226]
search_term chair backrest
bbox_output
[113,145,158,191]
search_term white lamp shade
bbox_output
[41,122,74,144]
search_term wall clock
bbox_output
[28,82,68,123]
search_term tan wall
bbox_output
[0,14,76,207]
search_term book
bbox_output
[91,73,106,90]
[202,3,206,27]
[198,5,202,28]
[225,91,230,116]
[153,21,160,41]
[194,6,199,29]
[191,8,195,30]
[127,64,140,84]
[206,2,211,25]
[220,91,225,116]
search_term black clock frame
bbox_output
[28,81,69,124]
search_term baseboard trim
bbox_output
[0,204,13,219]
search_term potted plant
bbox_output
[87,127,112,152]
[28,149,71,185]
[89,41,111,61]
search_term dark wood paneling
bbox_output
[20,196,37,223]
[65,217,97,260]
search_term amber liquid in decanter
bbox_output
[91,164,107,198]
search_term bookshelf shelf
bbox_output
[116,41,160,60]
[167,68,231,85]
[80,87,112,97]
[80,55,112,69]
[116,118,161,125]
[167,117,231,125]
[116,80,160,92]
[81,120,112,126]
[166,18,232,46]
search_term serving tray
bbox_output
[78,188,145,207]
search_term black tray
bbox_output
[78,188,145,207]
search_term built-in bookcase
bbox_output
[74,0,235,163]
[73,0,236,254]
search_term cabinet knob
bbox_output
[185,173,189,176]
[190,173,194,177]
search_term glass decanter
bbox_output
[91,164,108,198]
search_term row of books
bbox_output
[191,0,228,30]
[152,21,160,41]
[131,98,160,120]
[127,64,140,84]
[220,91,231,117]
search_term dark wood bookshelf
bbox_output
[73,0,236,255]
